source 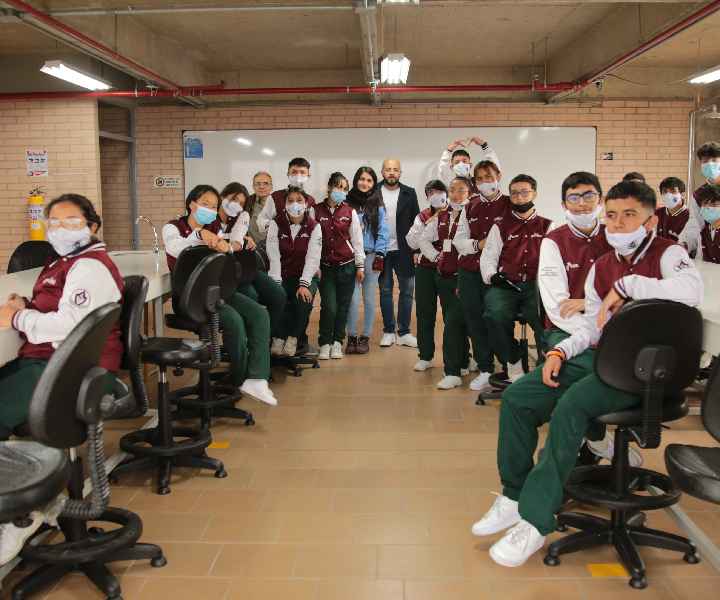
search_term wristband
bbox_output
[546,349,566,361]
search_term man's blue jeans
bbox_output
[379,250,414,336]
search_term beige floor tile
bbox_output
[262,489,335,513]
[314,468,380,489]
[285,432,345,450]
[457,543,548,578]
[418,450,480,468]
[316,406,367,420]
[108,486,140,509]
[274,394,310,406]
[491,579,585,600]
[198,448,248,467]
[299,450,361,468]
[381,419,434,433]
[432,420,488,433]
[338,385,383,396]
[249,468,317,489]
[378,544,462,578]
[46,574,147,600]
[278,514,355,543]
[229,432,290,450]
[119,467,195,489]
[225,579,316,600]
[578,578,675,600]
[398,395,447,408]
[404,580,494,600]
[358,450,419,468]
[378,468,443,489]
[315,580,404,600]
[342,432,398,449]
[127,488,203,513]
[184,467,256,489]
[352,395,400,407]
[398,433,455,450]
[428,514,480,544]
[289,384,340,396]
[305,395,353,407]
[274,419,331,433]
[642,545,718,578]
[201,513,283,542]
[328,419,383,433]
[414,407,464,420]
[368,406,415,419]
[381,384,429,396]
[355,515,430,544]
[192,489,268,513]
[210,544,299,578]
[134,577,230,600]
[265,406,319,419]
[662,578,720,600]
[125,542,222,577]
[403,489,472,514]
[240,450,304,468]
[138,511,212,542]
[452,433,499,450]
[333,489,403,513]
[442,467,501,489]
[294,544,378,578]
[325,375,370,386]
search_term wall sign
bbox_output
[27,150,48,177]
[154,176,182,188]
[183,133,203,158]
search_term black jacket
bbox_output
[381,180,420,277]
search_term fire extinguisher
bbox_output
[29,186,44,241]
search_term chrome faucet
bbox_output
[135,216,159,254]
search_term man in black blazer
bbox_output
[378,158,421,347]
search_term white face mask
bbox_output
[566,204,603,230]
[604,223,650,256]
[48,226,91,256]
[289,174,309,188]
[428,192,448,208]
[286,202,306,219]
[449,198,470,211]
[478,180,499,197]
[661,192,683,210]
[221,198,243,217]
[452,162,472,177]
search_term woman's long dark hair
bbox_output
[346,166,385,241]
[220,182,253,216]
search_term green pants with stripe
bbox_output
[414,265,439,362]
[318,263,357,346]
[237,270,287,337]
[278,276,319,340]
[458,267,495,373]
[435,272,468,377]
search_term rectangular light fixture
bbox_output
[40,60,112,90]
[690,65,720,84]
[380,53,411,85]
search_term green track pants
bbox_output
[318,263,357,346]
[237,270,287,337]
[278,276,319,340]
[435,272,468,377]
[414,265,439,362]
[457,268,495,373]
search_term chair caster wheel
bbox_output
[544,555,561,566]
[108,474,118,484]
[201,422,210,431]
[556,523,569,532]
[215,469,227,478]
[294,371,302,377]
[151,556,168,568]
[684,552,701,564]
[629,577,647,589]
[245,419,255,426]
[312,364,320,369]
[88,527,105,534]
[157,486,171,495]
[475,398,486,406]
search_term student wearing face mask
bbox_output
[315,172,366,360]
[345,167,389,354]
[267,188,322,357]
[480,175,555,384]
[679,141,720,255]
[419,177,474,389]
[256,158,316,232]
[162,185,276,406]
[654,177,689,242]
[695,184,720,263]
[439,136,501,189]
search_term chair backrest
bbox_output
[7,240,53,274]
[28,303,122,448]
[173,246,237,301]
[177,253,226,323]
[119,275,149,371]
[255,239,270,273]
[535,279,547,329]
[234,248,259,286]
[701,360,720,442]
[595,299,702,395]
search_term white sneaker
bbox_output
[471,492,521,536]
[282,337,297,357]
[469,358,479,372]
[306,344,320,356]
[240,379,277,406]
[470,372,492,391]
[586,431,643,468]
[397,333,418,347]
[461,368,470,376]
[318,344,331,360]
[437,375,463,389]
[489,519,545,567]
[271,338,285,356]
[380,333,396,347]
[507,360,525,383]
[0,512,43,566]
[414,360,433,371]
[331,341,343,359]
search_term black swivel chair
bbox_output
[254,238,270,272]
[109,254,229,494]
[544,300,703,589]
[6,241,53,274]
[0,304,165,600]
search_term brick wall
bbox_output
[0,100,101,273]
[131,100,692,250]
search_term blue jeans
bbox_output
[379,250,414,336]
[347,253,381,337]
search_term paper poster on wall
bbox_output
[183,134,203,158]
[154,176,182,188]
[27,150,48,177]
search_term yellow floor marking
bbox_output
[587,563,629,577]
[207,442,229,449]
[490,401,502,407]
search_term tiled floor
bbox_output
[3,306,720,600]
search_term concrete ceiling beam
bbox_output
[355,0,382,105]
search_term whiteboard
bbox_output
[183,127,596,225]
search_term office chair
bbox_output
[6,241,53,274]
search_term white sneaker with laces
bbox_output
[507,360,525,383]
[414,360,433,371]
[461,368,470,376]
[271,338,285,356]
[489,519,546,567]
[437,375,463,390]
[0,511,44,566]
[240,379,277,406]
[380,333,396,347]
[397,333,418,347]
[471,492,521,536]
[318,344,331,360]
[586,431,643,468]
[282,337,297,356]
[469,358,479,372]
[331,341,343,359]
[470,372,492,391]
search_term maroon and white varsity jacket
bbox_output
[655,205,690,243]
[418,207,463,276]
[162,216,222,273]
[453,194,513,273]
[314,201,365,269]
[700,222,720,264]
[406,207,442,270]
[266,212,322,287]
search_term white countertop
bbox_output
[693,258,720,355]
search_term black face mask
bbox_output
[512,200,534,213]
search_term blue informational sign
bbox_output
[184,134,203,158]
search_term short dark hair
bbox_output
[327,171,348,189]
[696,184,720,206]
[509,174,537,191]
[561,172,602,203]
[425,179,447,195]
[605,180,656,213]
[450,176,473,192]
[475,160,500,177]
[623,172,646,182]
[659,177,686,194]
[185,184,220,215]
[698,142,720,161]
[451,149,470,161]
[288,157,311,171]
[46,193,102,234]
[284,186,308,203]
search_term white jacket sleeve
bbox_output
[538,238,585,335]
[256,199,277,232]
[453,207,478,256]
[13,258,122,347]
[482,144,501,171]
[405,215,426,250]
[162,222,204,258]
[228,212,250,245]
[266,221,282,284]
[349,209,366,268]
[439,149,454,186]
[419,218,441,262]
[301,224,323,287]
[555,265,603,360]
[678,195,703,254]
[480,224,503,283]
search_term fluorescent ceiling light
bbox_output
[236,137,252,146]
[380,53,411,85]
[261,148,275,156]
[40,60,112,90]
[690,65,720,84]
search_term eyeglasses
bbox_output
[253,181,271,187]
[44,217,87,231]
[509,190,534,198]
[565,191,600,204]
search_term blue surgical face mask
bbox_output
[700,206,720,224]
[194,204,217,225]
[701,162,720,181]
[330,189,347,204]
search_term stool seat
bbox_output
[141,337,209,366]
[514,311,526,324]
[0,441,71,521]
[593,393,687,426]
[665,445,720,504]
[165,313,202,333]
